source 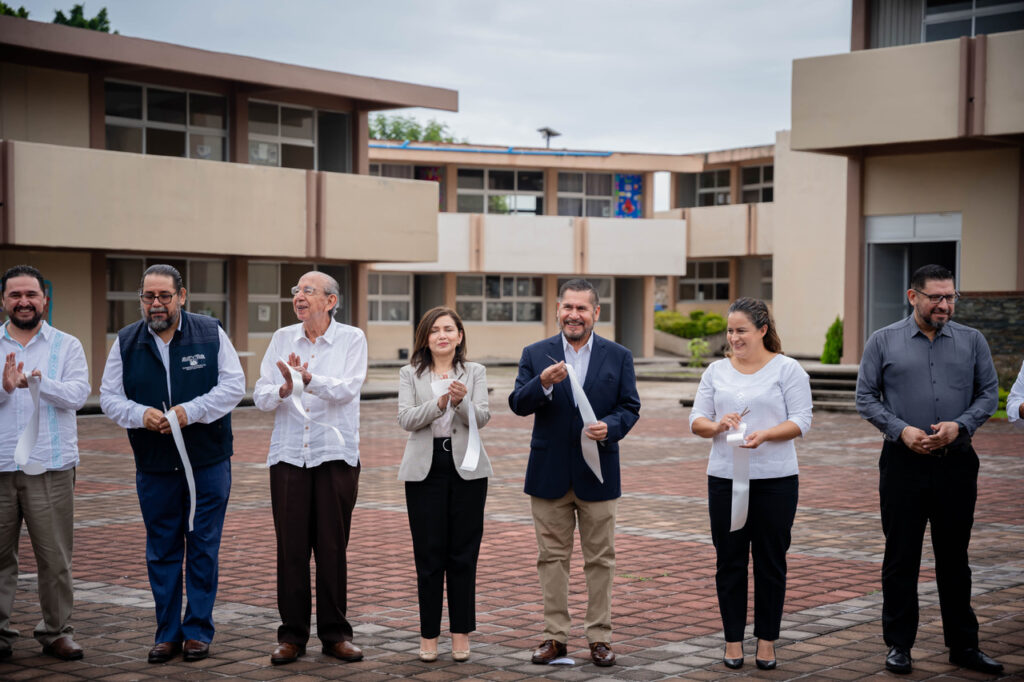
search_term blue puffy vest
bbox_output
[118,311,233,472]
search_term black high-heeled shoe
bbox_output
[755,640,776,670]
[723,645,744,669]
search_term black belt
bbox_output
[433,437,452,452]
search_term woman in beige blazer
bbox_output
[398,307,491,663]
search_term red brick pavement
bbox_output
[2,386,1021,680]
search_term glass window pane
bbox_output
[594,278,612,299]
[516,277,542,297]
[698,193,715,207]
[381,164,413,178]
[742,189,761,203]
[558,172,583,193]
[248,262,278,295]
[457,168,484,189]
[248,301,280,332]
[281,143,314,169]
[762,187,773,202]
[457,194,484,213]
[742,166,760,186]
[488,195,513,214]
[105,82,142,119]
[926,18,972,40]
[146,128,186,157]
[763,165,773,182]
[716,169,730,187]
[486,301,513,321]
[456,276,482,296]
[716,190,731,205]
[106,125,142,153]
[456,300,482,322]
[189,93,226,129]
[761,258,773,277]
[485,275,501,299]
[600,302,612,320]
[715,283,729,300]
[368,300,379,321]
[518,170,544,192]
[369,164,380,176]
[586,173,613,196]
[108,299,141,333]
[501,277,514,298]
[558,197,583,216]
[715,260,730,278]
[926,0,971,14]
[190,299,226,326]
[108,258,144,292]
[380,274,409,296]
[516,302,542,322]
[190,261,226,294]
[585,198,611,217]
[147,88,186,125]
[488,170,514,190]
[248,101,278,136]
[679,283,696,300]
[249,140,279,166]
[190,134,224,161]
[698,261,714,278]
[698,171,716,188]
[511,195,541,215]
[381,300,409,321]
[281,107,313,140]
[280,263,311,297]
[976,10,1024,34]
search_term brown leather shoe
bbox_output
[271,642,305,665]
[322,640,363,662]
[182,639,209,661]
[531,639,568,664]
[589,641,615,667]
[148,641,182,664]
[42,635,84,661]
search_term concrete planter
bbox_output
[654,329,728,357]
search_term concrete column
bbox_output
[729,164,741,205]
[444,272,457,309]
[352,110,370,175]
[230,88,248,164]
[728,257,740,300]
[89,252,106,394]
[641,275,655,358]
[88,72,104,150]
[444,163,458,212]
[544,168,558,216]
[351,263,369,332]
[642,171,655,218]
[544,274,559,338]
[841,156,864,365]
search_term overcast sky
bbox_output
[20,0,851,152]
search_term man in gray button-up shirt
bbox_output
[856,264,1000,676]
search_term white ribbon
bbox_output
[284,363,346,447]
[430,378,481,472]
[14,375,47,476]
[564,364,603,484]
[726,422,749,532]
[165,407,197,532]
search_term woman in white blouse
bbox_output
[398,307,492,663]
[690,297,812,672]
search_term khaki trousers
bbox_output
[0,469,76,648]
[531,490,617,644]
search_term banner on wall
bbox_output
[615,174,642,219]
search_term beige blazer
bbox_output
[397,361,492,481]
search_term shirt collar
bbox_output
[904,313,953,339]
[293,317,337,344]
[562,330,595,356]
[2,320,52,345]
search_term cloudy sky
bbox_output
[19,0,850,154]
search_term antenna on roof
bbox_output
[537,127,561,148]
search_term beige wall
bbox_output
[863,148,1020,291]
[587,218,686,275]
[771,131,849,357]
[8,141,310,256]
[791,39,961,150]
[0,63,89,147]
[321,173,438,262]
[0,249,94,380]
[481,215,575,273]
[754,202,774,255]
[366,324,414,362]
[983,30,1024,136]
[688,205,749,257]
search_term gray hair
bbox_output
[303,271,341,318]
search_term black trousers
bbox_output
[708,474,798,642]
[270,459,359,646]
[879,440,979,650]
[405,439,487,638]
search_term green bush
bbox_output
[689,310,706,322]
[656,309,728,339]
[703,313,726,335]
[999,387,1008,412]
[821,316,843,364]
[688,337,710,367]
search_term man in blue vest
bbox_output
[100,264,244,664]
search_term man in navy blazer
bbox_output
[509,278,640,667]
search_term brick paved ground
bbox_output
[3,366,1022,680]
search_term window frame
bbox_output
[455,167,545,215]
[922,0,1024,41]
[104,80,229,161]
[367,272,413,324]
[247,99,318,170]
[740,164,774,204]
[455,274,545,323]
[677,260,731,302]
[697,169,731,207]
[556,171,614,217]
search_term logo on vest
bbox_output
[181,353,208,371]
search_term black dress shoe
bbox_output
[885,646,913,674]
[148,641,182,664]
[949,647,1004,674]
[531,639,568,664]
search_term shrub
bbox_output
[821,316,843,364]
[688,337,709,367]
[689,310,706,322]
[703,313,726,336]
[656,309,728,340]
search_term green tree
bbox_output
[370,114,459,143]
[820,315,843,364]
[0,3,30,18]
[53,4,115,33]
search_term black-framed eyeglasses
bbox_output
[140,292,176,305]
[913,289,960,305]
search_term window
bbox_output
[107,257,229,333]
[760,258,773,300]
[924,0,1024,41]
[741,165,773,203]
[248,101,316,169]
[456,168,544,215]
[697,170,731,207]
[556,277,614,322]
[456,275,543,322]
[249,262,351,331]
[105,82,227,161]
[678,260,730,301]
[557,172,614,217]
[368,273,412,323]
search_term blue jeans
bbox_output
[137,458,231,644]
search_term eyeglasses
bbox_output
[291,285,322,296]
[139,292,176,305]
[913,289,960,305]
